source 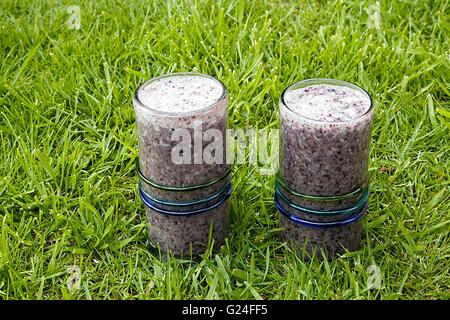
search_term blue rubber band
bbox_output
[139,179,232,207]
[275,193,367,228]
[139,184,232,216]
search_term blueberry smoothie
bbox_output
[279,203,367,259]
[133,73,229,202]
[145,199,230,257]
[279,79,374,210]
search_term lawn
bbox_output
[0,0,449,299]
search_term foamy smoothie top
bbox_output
[283,83,371,122]
[136,74,225,114]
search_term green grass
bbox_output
[1,0,449,299]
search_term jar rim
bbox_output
[280,78,374,124]
[133,72,228,117]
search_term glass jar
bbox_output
[133,72,232,257]
[139,181,231,257]
[276,198,368,259]
[278,78,374,210]
[133,72,230,202]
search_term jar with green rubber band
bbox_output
[275,174,370,219]
[276,78,375,259]
[276,196,368,259]
[133,72,232,257]
[279,78,374,205]
[139,179,232,257]
[137,159,232,204]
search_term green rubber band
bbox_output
[275,174,368,202]
[136,160,231,191]
[138,179,232,206]
[275,185,369,216]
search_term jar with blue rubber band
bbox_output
[137,166,232,257]
[137,160,232,207]
[133,73,232,257]
[275,176,369,223]
[276,195,367,258]
[276,78,374,259]
[276,174,369,212]
[274,183,369,258]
